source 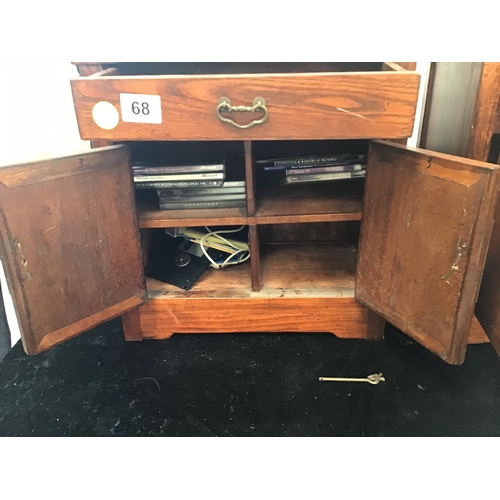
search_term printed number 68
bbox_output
[132,102,150,116]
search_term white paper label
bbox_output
[120,93,162,124]
[92,101,120,130]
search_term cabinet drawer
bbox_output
[71,63,420,141]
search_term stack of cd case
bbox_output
[157,181,246,210]
[257,154,367,185]
[133,161,226,189]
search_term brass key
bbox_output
[319,373,385,385]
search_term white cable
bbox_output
[200,226,250,269]
[199,226,250,269]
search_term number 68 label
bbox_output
[120,93,162,124]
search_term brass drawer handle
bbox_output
[216,97,268,129]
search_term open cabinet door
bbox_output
[356,141,500,365]
[475,194,500,356]
[0,145,146,355]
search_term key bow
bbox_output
[366,373,385,384]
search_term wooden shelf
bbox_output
[137,202,248,228]
[260,243,357,293]
[255,180,364,224]
[137,178,364,228]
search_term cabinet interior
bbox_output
[143,221,359,299]
[258,222,358,292]
[130,138,366,299]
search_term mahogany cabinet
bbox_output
[1,62,500,365]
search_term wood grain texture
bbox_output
[356,140,500,365]
[122,308,144,341]
[0,145,146,355]
[71,71,420,141]
[137,297,369,339]
[466,62,500,161]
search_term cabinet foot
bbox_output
[122,309,144,341]
[159,332,175,339]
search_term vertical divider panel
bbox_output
[244,140,256,216]
[249,225,261,292]
[244,140,260,291]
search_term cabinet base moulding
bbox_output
[134,297,371,340]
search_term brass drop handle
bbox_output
[216,97,268,129]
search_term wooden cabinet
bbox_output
[2,62,500,365]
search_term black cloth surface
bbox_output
[0,319,499,436]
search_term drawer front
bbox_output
[71,72,420,141]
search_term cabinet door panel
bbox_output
[356,141,500,365]
[0,145,146,355]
